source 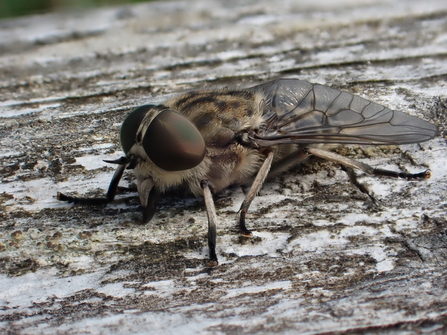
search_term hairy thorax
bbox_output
[164,88,269,194]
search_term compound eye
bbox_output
[143,110,205,171]
[120,105,153,155]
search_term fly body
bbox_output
[138,89,268,196]
[58,78,438,265]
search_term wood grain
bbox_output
[1,0,446,333]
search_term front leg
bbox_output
[57,163,127,205]
[239,150,275,236]
[201,180,218,266]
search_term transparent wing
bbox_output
[249,79,438,146]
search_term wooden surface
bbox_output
[1,0,447,333]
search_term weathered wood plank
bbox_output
[1,0,446,333]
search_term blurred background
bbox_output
[0,0,153,18]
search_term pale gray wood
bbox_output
[1,0,446,333]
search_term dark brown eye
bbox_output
[143,110,206,171]
[120,105,154,155]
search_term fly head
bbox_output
[121,105,206,172]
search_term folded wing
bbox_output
[250,79,438,145]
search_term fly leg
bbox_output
[267,148,309,179]
[201,180,218,266]
[305,147,431,180]
[239,150,275,236]
[341,166,378,204]
[57,163,127,205]
[304,147,431,204]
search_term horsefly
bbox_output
[58,78,438,265]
